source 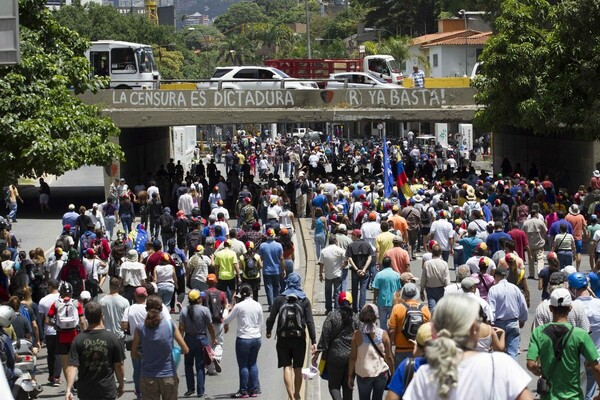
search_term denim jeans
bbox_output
[121,216,132,236]
[7,202,17,221]
[157,282,175,308]
[351,271,369,313]
[315,233,326,260]
[379,306,393,331]
[356,373,387,400]
[236,337,261,393]
[441,250,450,262]
[341,268,349,292]
[263,274,280,308]
[557,251,573,270]
[105,215,116,240]
[586,364,598,400]
[494,318,520,359]
[184,335,208,395]
[132,354,142,398]
[324,277,342,312]
[425,286,445,314]
[280,259,295,292]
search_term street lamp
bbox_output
[305,0,311,58]
[364,27,395,40]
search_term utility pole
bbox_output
[305,0,311,58]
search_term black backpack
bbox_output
[66,265,84,297]
[203,289,224,323]
[401,302,425,340]
[277,296,305,338]
[171,252,185,278]
[420,207,432,225]
[56,234,72,252]
[244,255,259,279]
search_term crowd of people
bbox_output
[1,130,600,400]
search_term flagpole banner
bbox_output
[396,159,413,203]
[383,138,394,198]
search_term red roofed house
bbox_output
[405,18,492,78]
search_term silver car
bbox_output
[199,66,319,90]
[326,72,401,89]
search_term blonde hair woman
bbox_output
[403,294,533,400]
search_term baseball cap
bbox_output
[85,248,95,256]
[549,271,568,285]
[415,322,433,347]
[266,228,275,237]
[368,212,377,221]
[80,291,91,301]
[550,288,572,307]
[135,287,148,297]
[338,292,353,305]
[195,244,204,254]
[206,273,218,283]
[401,272,418,283]
[64,224,71,230]
[393,235,403,243]
[280,228,289,235]
[188,289,201,302]
[338,224,347,232]
[461,277,479,291]
[352,229,362,237]
[494,267,508,276]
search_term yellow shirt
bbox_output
[376,231,395,264]
[215,248,238,280]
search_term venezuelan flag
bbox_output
[396,160,413,202]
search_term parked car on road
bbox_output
[199,66,319,90]
[326,72,402,89]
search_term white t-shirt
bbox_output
[574,296,600,348]
[38,292,60,336]
[100,294,130,339]
[223,298,263,339]
[593,230,600,252]
[46,259,63,281]
[429,220,455,251]
[82,258,99,280]
[122,302,171,331]
[155,264,174,284]
[404,352,531,400]
[119,261,147,287]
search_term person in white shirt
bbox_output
[178,187,194,216]
[211,201,230,221]
[85,203,105,232]
[223,284,264,398]
[99,277,130,340]
[429,211,455,262]
[119,249,147,304]
[146,181,160,202]
[38,279,62,386]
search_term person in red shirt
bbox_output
[591,170,600,190]
[507,222,531,276]
[59,249,87,298]
[46,282,85,381]
[145,240,174,281]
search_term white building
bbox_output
[405,19,492,77]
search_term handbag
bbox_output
[366,331,392,385]
[317,358,328,380]
[170,321,182,370]
[203,344,214,365]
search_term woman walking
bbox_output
[314,292,359,400]
[154,253,177,308]
[224,283,263,398]
[348,304,394,400]
[403,294,532,400]
[179,290,217,398]
[131,295,189,400]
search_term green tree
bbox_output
[473,0,600,137]
[213,2,268,34]
[362,0,441,36]
[245,23,296,59]
[0,0,123,183]
[217,35,259,65]
[153,47,185,79]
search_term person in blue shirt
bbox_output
[372,257,401,330]
[549,211,574,238]
[458,229,483,264]
[486,221,512,257]
[386,322,432,399]
[311,188,328,215]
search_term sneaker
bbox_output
[231,392,249,399]
[184,390,195,397]
[249,393,258,398]
[213,358,222,373]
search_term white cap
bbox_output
[80,291,91,301]
[550,288,572,307]
[68,204,75,211]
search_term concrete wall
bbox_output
[492,127,600,193]
[119,127,171,184]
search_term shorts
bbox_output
[576,240,584,254]
[39,193,49,205]
[276,337,306,368]
[57,342,72,355]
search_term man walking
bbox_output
[100,277,130,347]
[527,288,600,400]
[65,302,125,400]
[259,228,285,311]
[38,279,61,386]
[266,273,317,400]
[488,267,529,359]
[372,256,401,330]
[6,182,23,223]
[318,237,346,314]
[345,229,373,312]
[522,204,547,278]
[419,244,450,312]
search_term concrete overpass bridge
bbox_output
[79,87,480,190]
